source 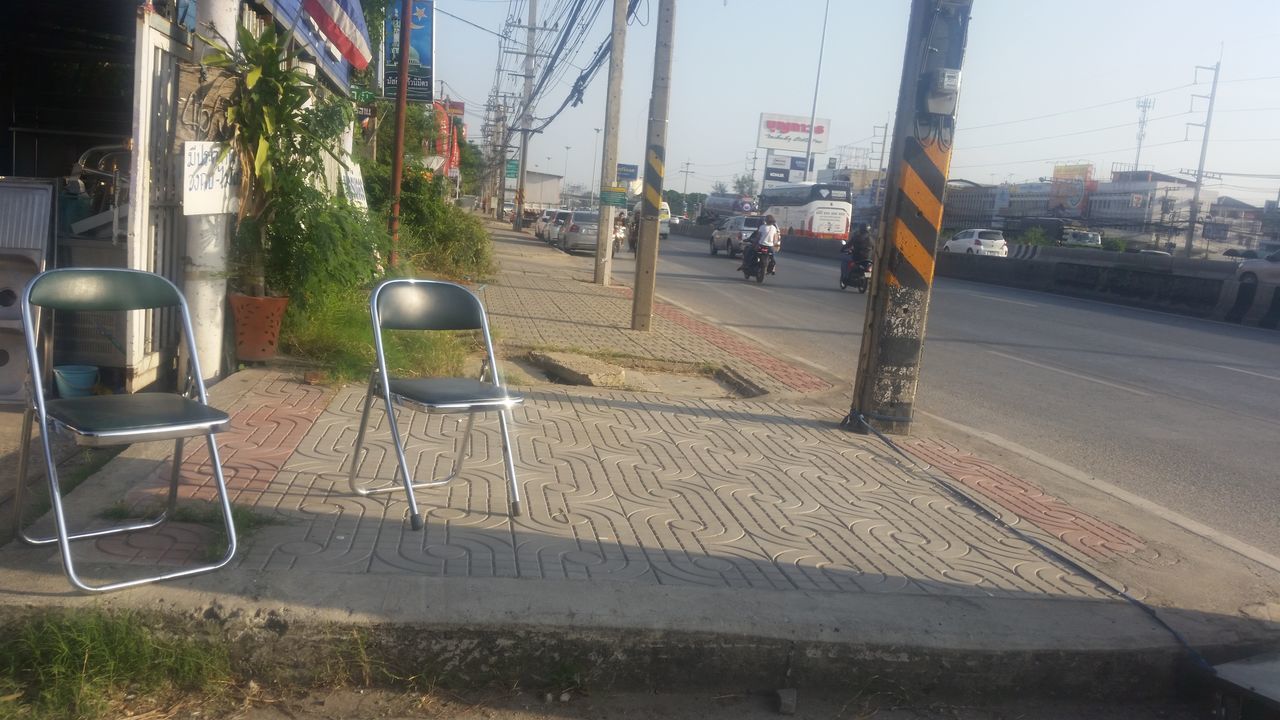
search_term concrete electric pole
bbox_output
[513,0,537,231]
[846,0,974,436]
[593,0,628,286]
[1184,60,1220,258]
[630,0,675,331]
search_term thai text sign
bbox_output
[757,113,830,153]
[182,141,239,216]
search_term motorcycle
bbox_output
[743,244,775,283]
[612,225,627,255]
[840,240,872,293]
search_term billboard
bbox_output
[757,113,830,153]
[383,0,434,102]
[1048,163,1096,217]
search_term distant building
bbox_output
[1208,196,1263,248]
[816,167,883,192]
[1087,171,1205,243]
[942,181,1002,229]
[504,171,562,209]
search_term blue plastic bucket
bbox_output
[53,365,98,398]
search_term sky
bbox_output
[431,0,1280,206]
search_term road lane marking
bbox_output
[964,292,1039,308]
[986,350,1151,397]
[1215,364,1280,382]
[918,410,1280,575]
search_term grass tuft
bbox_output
[0,610,229,720]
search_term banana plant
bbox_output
[200,23,344,295]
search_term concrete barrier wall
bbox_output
[672,223,713,240]
[935,251,1278,328]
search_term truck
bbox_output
[1003,216,1101,246]
[696,193,757,225]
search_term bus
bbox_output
[759,182,852,240]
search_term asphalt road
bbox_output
[603,232,1280,557]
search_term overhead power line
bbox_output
[960,82,1197,132]
[959,111,1191,150]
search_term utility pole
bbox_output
[513,0,537,230]
[680,161,693,198]
[845,0,973,436]
[593,0,627,286]
[803,0,832,182]
[1133,97,1154,171]
[631,0,676,331]
[872,120,889,218]
[1184,60,1220,258]
[388,0,413,263]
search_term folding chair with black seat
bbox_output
[347,279,522,530]
[14,268,236,593]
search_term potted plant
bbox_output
[202,24,348,361]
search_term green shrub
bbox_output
[1102,237,1127,252]
[280,284,470,383]
[1018,226,1049,246]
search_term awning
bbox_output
[260,0,371,93]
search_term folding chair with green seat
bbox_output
[14,268,237,593]
[347,279,523,530]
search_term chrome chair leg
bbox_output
[346,370,379,494]
[498,408,522,517]
[16,413,167,546]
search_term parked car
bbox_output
[544,210,572,242]
[1237,250,1280,285]
[941,228,1008,257]
[556,210,601,253]
[710,215,764,258]
[532,209,555,239]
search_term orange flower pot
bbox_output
[229,293,289,361]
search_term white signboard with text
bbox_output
[182,141,239,216]
[757,113,831,153]
[342,164,368,209]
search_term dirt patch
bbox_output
[509,350,757,399]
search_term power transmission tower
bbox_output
[1184,60,1220,258]
[846,0,974,436]
[1133,97,1154,171]
[631,0,676,331]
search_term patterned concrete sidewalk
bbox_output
[481,229,832,396]
[38,369,1101,602]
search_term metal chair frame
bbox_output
[14,268,237,593]
[347,279,522,530]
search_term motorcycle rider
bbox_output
[739,215,781,275]
[842,223,873,284]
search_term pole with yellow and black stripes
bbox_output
[847,0,973,435]
[630,0,676,331]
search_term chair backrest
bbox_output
[26,268,183,311]
[373,280,485,332]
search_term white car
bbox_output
[1237,250,1280,285]
[532,210,555,239]
[942,228,1008,257]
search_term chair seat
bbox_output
[383,377,522,411]
[46,393,230,446]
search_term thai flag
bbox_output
[302,0,373,70]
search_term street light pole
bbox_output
[590,128,601,206]
[803,0,831,182]
[563,145,571,205]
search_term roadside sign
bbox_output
[506,159,519,178]
[352,87,376,104]
[600,186,628,207]
[616,163,638,181]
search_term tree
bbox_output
[663,189,686,216]
[733,173,756,196]
[711,180,729,194]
